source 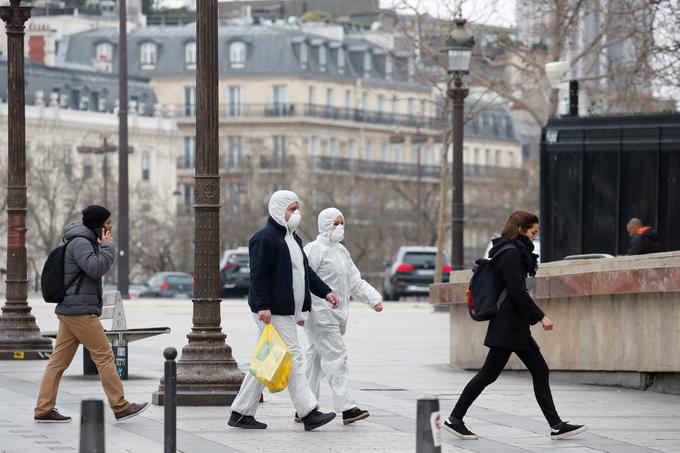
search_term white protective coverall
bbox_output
[231,191,318,418]
[303,207,382,412]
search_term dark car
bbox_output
[382,246,451,301]
[220,247,250,297]
[139,272,193,298]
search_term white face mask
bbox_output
[287,210,301,231]
[330,224,344,242]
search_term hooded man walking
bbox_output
[34,205,148,423]
[228,191,341,431]
[302,207,383,425]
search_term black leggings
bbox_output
[451,344,562,427]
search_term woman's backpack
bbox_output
[466,244,515,321]
[40,236,94,304]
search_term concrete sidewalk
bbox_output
[0,298,678,452]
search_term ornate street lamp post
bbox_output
[152,0,243,406]
[0,0,52,360]
[446,16,475,270]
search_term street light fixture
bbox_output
[446,15,475,271]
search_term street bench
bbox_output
[43,291,171,379]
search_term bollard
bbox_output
[163,347,177,453]
[416,397,441,453]
[80,398,105,453]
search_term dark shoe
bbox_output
[302,408,336,431]
[342,407,369,425]
[443,417,478,440]
[114,402,149,422]
[34,409,72,423]
[293,412,302,423]
[551,422,586,439]
[228,411,267,429]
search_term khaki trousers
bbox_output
[34,314,130,416]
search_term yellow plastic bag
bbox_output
[248,323,292,393]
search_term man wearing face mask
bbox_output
[34,205,149,423]
[298,208,383,425]
[228,191,341,431]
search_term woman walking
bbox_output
[444,211,585,440]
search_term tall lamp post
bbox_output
[445,16,474,270]
[0,0,53,360]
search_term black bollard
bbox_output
[416,397,441,453]
[164,347,177,453]
[80,398,105,453]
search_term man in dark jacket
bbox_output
[34,205,148,423]
[626,218,661,255]
[229,190,341,432]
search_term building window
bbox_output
[307,86,315,114]
[348,139,357,160]
[183,136,196,169]
[140,42,157,69]
[485,149,491,166]
[474,148,481,165]
[378,95,386,121]
[229,41,247,69]
[365,140,374,161]
[362,92,369,119]
[344,89,352,117]
[392,143,404,163]
[272,85,288,116]
[319,45,327,72]
[420,100,427,121]
[96,42,113,62]
[182,183,193,206]
[385,55,393,80]
[228,182,247,213]
[412,146,420,165]
[326,88,334,116]
[407,98,414,118]
[329,138,337,159]
[338,48,345,74]
[227,136,243,169]
[506,151,514,167]
[64,145,73,176]
[408,57,415,81]
[310,136,319,159]
[425,146,434,165]
[272,135,287,165]
[142,151,150,181]
[228,85,242,116]
[185,41,196,69]
[364,51,372,77]
[495,150,502,166]
[82,153,93,178]
[391,95,398,125]
[184,86,196,117]
[300,42,308,69]
[381,142,389,162]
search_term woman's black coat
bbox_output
[484,237,545,352]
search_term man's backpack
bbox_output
[466,244,515,321]
[41,236,95,304]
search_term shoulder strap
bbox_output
[489,244,516,261]
[491,244,515,310]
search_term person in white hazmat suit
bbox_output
[299,207,384,425]
[228,191,341,431]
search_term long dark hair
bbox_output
[501,211,539,240]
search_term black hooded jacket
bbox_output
[626,227,661,255]
[484,237,545,352]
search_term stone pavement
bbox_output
[1,298,679,453]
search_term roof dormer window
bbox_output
[300,42,308,69]
[319,45,327,72]
[140,42,157,70]
[363,51,372,77]
[230,41,247,69]
[96,42,113,62]
[338,48,345,74]
[185,41,196,70]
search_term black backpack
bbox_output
[466,244,515,321]
[41,236,95,304]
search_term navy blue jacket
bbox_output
[248,217,332,315]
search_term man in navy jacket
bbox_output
[229,190,341,432]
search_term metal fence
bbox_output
[540,113,680,262]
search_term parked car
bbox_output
[139,272,193,298]
[220,247,250,297]
[102,283,148,299]
[382,246,451,301]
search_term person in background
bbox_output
[625,218,660,255]
[301,208,383,426]
[228,191,341,431]
[444,211,585,441]
[35,205,149,423]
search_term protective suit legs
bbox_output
[304,310,355,413]
[232,314,318,418]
